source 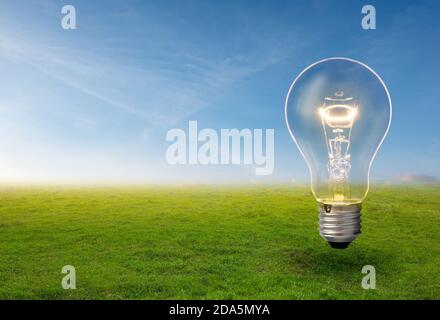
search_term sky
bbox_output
[0,0,439,184]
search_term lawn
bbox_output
[0,185,439,299]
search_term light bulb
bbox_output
[285,57,392,249]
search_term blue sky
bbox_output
[0,0,439,183]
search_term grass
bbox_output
[0,184,439,299]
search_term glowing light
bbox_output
[318,94,358,189]
[319,104,358,128]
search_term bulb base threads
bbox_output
[318,203,361,249]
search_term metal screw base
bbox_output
[318,203,362,249]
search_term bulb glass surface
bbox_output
[285,58,392,205]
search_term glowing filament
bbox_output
[319,104,357,128]
[319,101,358,186]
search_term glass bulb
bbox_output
[285,57,392,249]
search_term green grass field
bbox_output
[0,185,439,299]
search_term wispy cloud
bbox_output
[0,2,296,183]
[0,26,286,128]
